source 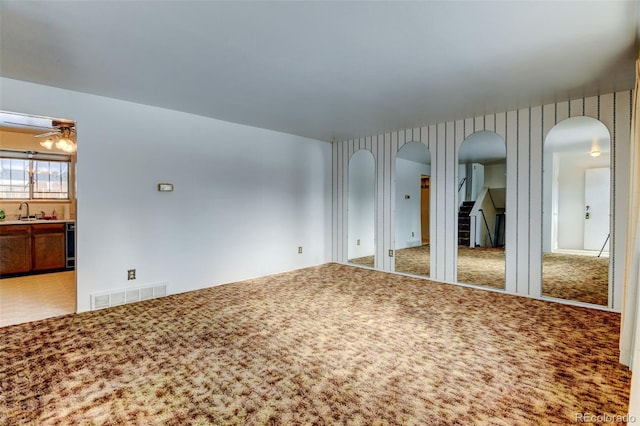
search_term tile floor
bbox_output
[0,271,76,327]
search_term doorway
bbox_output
[0,111,77,327]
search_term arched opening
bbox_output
[542,116,611,306]
[348,149,376,267]
[394,142,431,277]
[456,131,506,289]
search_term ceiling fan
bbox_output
[34,120,77,153]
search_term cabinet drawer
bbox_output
[31,223,65,234]
[0,225,31,236]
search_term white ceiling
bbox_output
[0,1,638,142]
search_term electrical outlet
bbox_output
[128,269,136,280]
[388,250,394,257]
[298,246,303,254]
[411,232,414,237]
[357,239,360,245]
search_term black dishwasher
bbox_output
[65,222,75,269]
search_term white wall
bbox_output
[471,163,484,201]
[458,162,487,204]
[395,158,430,250]
[0,78,332,313]
[348,150,375,259]
[484,163,506,189]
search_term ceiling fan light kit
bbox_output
[35,121,77,153]
[39,138,54,149]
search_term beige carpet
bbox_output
[350,246,506,288]
[542,252,609,306]
[0,263,629,424]
[351,246,608,305]
[350,245,506,287]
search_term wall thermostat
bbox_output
[158,183,174,192]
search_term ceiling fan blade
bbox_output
[3,121,53,130]
[34,131,60,138]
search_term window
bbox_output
[0,150,71,200]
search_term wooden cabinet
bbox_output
[0,225,32,275]
[32,223,66,271]
[0,222,67,276]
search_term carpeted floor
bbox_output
[395,244,430,277]
[350,245,507,288]
[351,246,609,305]
[0,263,629,424]
[542,252,609,306]
[456,246,505,289]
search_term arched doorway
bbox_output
[542,116,611,306]
[348,149,376,267]
[395,141,431,277]
[456,131,506,289]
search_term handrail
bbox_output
[598,234,610,258]
[458,177,467,192]
[478,209,494,247]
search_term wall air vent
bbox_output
[90,282,168,310]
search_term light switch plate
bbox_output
[158,183,174,192]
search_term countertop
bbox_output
[0,219,74,226]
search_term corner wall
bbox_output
[332,91,632,311]
[1,78,332,313]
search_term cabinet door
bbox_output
[32,232,65,271]
[0,234,32,275]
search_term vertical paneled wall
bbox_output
[332,90,632,311]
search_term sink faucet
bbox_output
[18,201,29,220]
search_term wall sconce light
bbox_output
[590,150,601,157]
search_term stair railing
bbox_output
[478,209,494,247]
[598,234,610,258]
[458,177,467,193]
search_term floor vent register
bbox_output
[90,283,168,310]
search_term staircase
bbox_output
[458,201,475,247]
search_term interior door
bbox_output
[584,167,610,251]
[421,175,430,244]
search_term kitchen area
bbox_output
[0,112,77,327]
[1,213,75,276]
